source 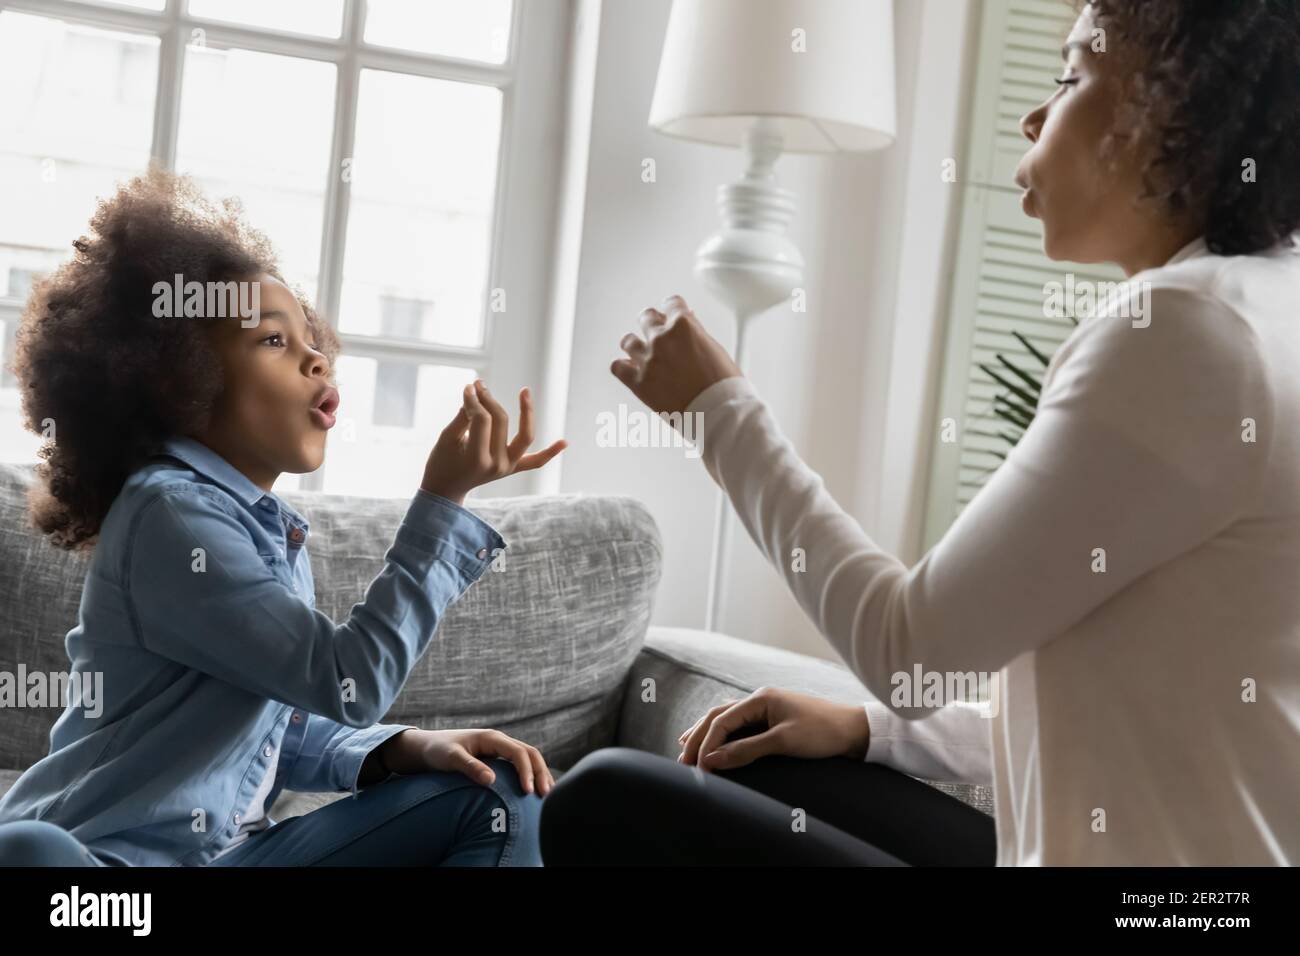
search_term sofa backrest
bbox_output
[0,462,662,772]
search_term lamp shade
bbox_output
[648,0,896,153]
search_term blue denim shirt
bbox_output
[0,436,504,866]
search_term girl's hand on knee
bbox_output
[417,728,555,796]
[420,381,566,505]
[676,687,870,772]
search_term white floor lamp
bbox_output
[648,0,898,634]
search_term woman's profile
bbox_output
[544,0,1300,866]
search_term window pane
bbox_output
[0,12,159,464]
[186,0,343,39]
[339,70,501,348]
[89,0,166,10]
[176,45,335,303]
[0,12,159,281]
[365,0,512,63]
[0,310,43,465]
[322,356,476,498]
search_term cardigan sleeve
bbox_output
[685,284,1273,722]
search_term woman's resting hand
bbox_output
[677,687,870,772]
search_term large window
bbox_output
[0,0,562,497]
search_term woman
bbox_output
[541,0,1300,865]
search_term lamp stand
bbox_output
[695,120,804,634]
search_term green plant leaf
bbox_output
[993,396,1036,427]
[1011,330,1052,367]
[996,354,1042,395]
[978,362,1039,408]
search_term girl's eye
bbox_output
[1054,76,1079,88]
[261,332,320,350]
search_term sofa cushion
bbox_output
[0,462,662,786]
[0,770,20,803]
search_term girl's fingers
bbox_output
[454,745,496,786]
[479,733,536,795]
[506,387,536,463]
[438,405,470,448]
[526,745,553,796]
[474,381,510,467]
[463,383,492,464]
[505,743,537,795]
[513,439,567,473]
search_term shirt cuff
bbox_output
[863,700,901,765]
[395,488,506,580]
[685,375,758,418]
[340,723,420,797]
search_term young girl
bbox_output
[546,0,1300,865]
[0,169,565,867]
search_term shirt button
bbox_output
[233,812,241,824]
[291,712,302,723]
[263,745,274,757]
[476,547,489,559]
[289,528,305,543]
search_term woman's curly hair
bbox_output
[11,167,341,551]
[1082,0,1300,255]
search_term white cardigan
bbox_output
[685,235,1300,865]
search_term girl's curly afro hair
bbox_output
[1083,0,1300,255]
[12,166,340,551]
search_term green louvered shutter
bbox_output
[920,0,1125,553]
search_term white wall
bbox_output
[553,0,976,661]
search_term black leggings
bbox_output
[539,747,996,866]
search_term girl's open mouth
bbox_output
[310,386,340,430]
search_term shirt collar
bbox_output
[156,435,309,533]
[1165,235,1209,267]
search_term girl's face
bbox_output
[1013,7,1192,275]
[196,273,339,491]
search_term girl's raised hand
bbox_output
[420,381,566,505]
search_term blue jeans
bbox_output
[0,759,543,867]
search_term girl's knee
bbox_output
[484,756,541,799]
[0,821,97,867]
[477,759,544,866]
[482,758,544,822]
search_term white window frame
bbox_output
[0,0,571,492]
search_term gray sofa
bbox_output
[0,461,991,830]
